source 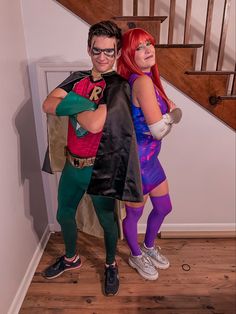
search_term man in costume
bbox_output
[42,20,142,296]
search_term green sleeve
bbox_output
[56,91,97,116]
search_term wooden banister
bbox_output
[168,0,176,44]
[114,16,166,22]
[149,0,155,16]
[156,44,203,48]
[219,96,236,100]
[184,0,192,44]
[231,82,236,94]
[201,0,214,70]
[231,64,236,94]
[216,0,231,70]
[185,71,236,75]
[133,0,138,16]
[119,0,123,16]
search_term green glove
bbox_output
[69,115,88,137]
[56,91,97,138]
[56,91,97,116]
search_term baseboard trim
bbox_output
[138,223,236,238]
[159,230,236,238]
[8,225,51,314]
[49,223,61,232]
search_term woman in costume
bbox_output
[117,28,182,280]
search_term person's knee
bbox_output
[56,210,66,225]
[162,200,172,216]
[151,194,172,216]
[99,214,118,233]
[93,197,117,231]
[57,207,75,225]
[125,204,144,222]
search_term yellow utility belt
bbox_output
[64,147,95,169]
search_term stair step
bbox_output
[113,16,166,43]
[218,95,236,99]
[219,95,236,100]
[155,44,203,48]
[185,70,236,75]
[114,16,167,23]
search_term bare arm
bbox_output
[132,75,163,124]
[43,86,107,133]
[133,75,176,140]
[42,87,106,133]
[42,88,68,115]
[133,76,181,141]
[76,104,107,134]
[168,99,177,110]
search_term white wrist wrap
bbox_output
[148,119,172,140]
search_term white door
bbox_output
[34,62,91,231]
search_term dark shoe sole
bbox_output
[42,262,82,280]
[103,287,119,297]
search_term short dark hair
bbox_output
[88,20,122,51]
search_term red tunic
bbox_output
[67,76,106,157]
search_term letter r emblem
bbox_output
[90,86,102,101]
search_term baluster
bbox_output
[149,0,155,16]
[231,64,236,95]
[168,0,176,44]
[119,0,123,16]
[201,0,214,70]
[184,0,192,44]
[216,0,231,70]
[133,0,138,16]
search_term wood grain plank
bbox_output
[20,233,236,313]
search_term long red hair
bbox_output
[117,28,170,108]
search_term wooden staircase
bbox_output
[56,0,236,129]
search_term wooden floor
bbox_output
[20,232,236,314]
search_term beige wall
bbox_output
[0,1,48,313]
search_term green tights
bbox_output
[57,161,118,264]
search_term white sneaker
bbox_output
[128,253,158,280]
[141,245,170,269]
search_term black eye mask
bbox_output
[91,43,116,58]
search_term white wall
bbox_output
[139,79,235,233]
[21,0,91,228]
[0,1,49,313]
[21,0,90,63]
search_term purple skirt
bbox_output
[138,138,166,195]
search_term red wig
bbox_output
[117,28,170,107]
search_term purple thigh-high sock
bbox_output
[144,194,172,248]
[123,205,144,256]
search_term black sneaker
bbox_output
[104,263,119,296]
[42,255,82,279]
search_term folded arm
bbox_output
[42,88,67,115]
[133,76,181,140]
[76,104,107,134]
[42,87,107,133]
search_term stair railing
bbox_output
[119,0,235,104]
